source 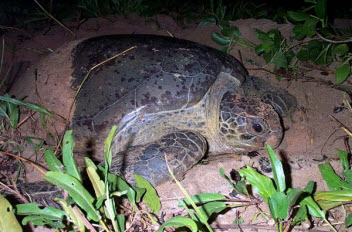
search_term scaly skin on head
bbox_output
[218,92,282,152]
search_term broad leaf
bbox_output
[333,44,349,57]
[268,192,288,219]
[238,165,276,202]
[292,205,308,226]
[345,214,352,228]
[287,11,310,21]
[157,216,198,232]
[135,174,161,214]
[58,199,85,231]
[44,149,63,172]
[318,163,351,190]
[270,50,288,69]
[303,18,318,37]
[62,130,81,182]
[300,196,325,219]
[221,26,241,39]
[315,0,327,20]
[211,32,230,46]
[44,171,100,221]
[0,194,22,232]
[85,157,105,198]
[266,145,286,192]
[315,190,352,202]
[335,61,351,84]
[287,188,304,208]
[254,29,270,42]
[199,202,227,220]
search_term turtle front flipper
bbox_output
[242,76,297,117]
[110,131,207,186]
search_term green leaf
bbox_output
[104,126,117,170]
[62,130,81,182]
[343,169,352,186]
[287,188,304,208]
[304,181,315,194]
[266,145,286,192]
[238,165,276,202]
[333,44,349,57]
[268,192,288,219]
[337,149,349,170]
[219,168,249,196]
[292,205,308,226]
[21,216,65,228]
[315,0,327,20]
[58,199,85,231]
[117,214,125,232]
[44,149,63,172]
[303,17,318,37]
[315,190,352,202]
[345,214,352,228]
[318,163,351,190]
[335,61,351,84]
[199,202,227,220]
[297,49,310,61]
[259,40,275,53]
[85,157,105,198]
[107,173,136,205]
[156,216,198,232]
[221,26,241,39]
[16,203,66,219]
[254,29,270,42]
[287,11,310,21]
[211,32,230,46]
[0,194,22,232]
[8,103,19,128]
[178,193,226,207]
[0,94,52,116]
[133,186,146,203]
[199,17,216,26]
[270,50,288,69]
[134,174,161,214]
[292,24,306,40]
[44,171,100,221]
[39,112,47,128]
[300,196,325,219]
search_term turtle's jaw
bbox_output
[264,128,282,148]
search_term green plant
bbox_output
[315,149,352,228]
[2,128,161,231]
[287,0,352,84]
[208,0,352,85]
[238,145,337,232]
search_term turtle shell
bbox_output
[71,34,247,154]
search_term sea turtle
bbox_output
[67,34,296,186]
[2,35,297,202]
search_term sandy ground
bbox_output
[2,15,352,231]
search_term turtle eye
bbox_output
[251,121,264,135]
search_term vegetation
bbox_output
[0,0,352,231]
[210,0,352,84]
[1,130,352,231]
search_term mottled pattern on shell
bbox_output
[71,34,246,155]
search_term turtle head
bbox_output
[218,92,282,153]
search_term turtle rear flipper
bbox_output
[242,76,297,117]
[110,131,207,186]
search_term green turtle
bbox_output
[2,35,297,203]
[68,34,296,186]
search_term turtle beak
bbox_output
[265,129,282,148]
